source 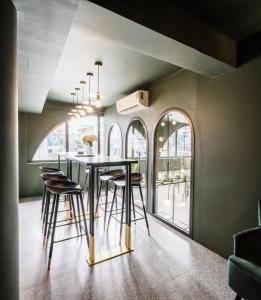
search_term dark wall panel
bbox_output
[0,1,19,299]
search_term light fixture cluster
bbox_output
[67,61,103,120]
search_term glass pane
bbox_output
[68,116,99,153]
[32,123,66,161]
[108,124,122,157]
[126,120,147,207]
[155,111,192,233]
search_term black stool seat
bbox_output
[41,173,70,181]
[113,173,143,187]
[39,166,63,174]
[99,169,124,181]
[45,180,81,194]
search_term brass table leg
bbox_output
[125,164,132,250]
[86,163,133,266]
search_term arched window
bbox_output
[108,124,122,156]
[126,118,148,207]
[154,110,193,234]
[32,123,66,161]
[32,116,103,161]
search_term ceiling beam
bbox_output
[87,1,236,77]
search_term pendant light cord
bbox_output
[97,65,100,94]
[88,75,91,105]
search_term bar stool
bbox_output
[107,173,150,243]
[39,166,64,218]
[41,173,73,243]
[96,169,125,228]
[39,166,64,174]
[44,180,89,270]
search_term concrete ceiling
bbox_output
[13,0,80,113]
[174,0,261,41]
[16,0,260,113]
[47,2,180,106]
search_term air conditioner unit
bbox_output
[116,90,149,115]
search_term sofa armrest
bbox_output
[234,227,261,258]
[258,200,261,226]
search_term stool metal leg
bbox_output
[75,194,82,235]
[45,194,57,247]
[107,185,117,231]
[41,185,46,219]
[119,187,125,245]
[43,190,50,238]
[79,192,89,247]
[95,181,102,215]
[139,184,150,235]
[48,194,60,270]
[103,181,109,229]
[69,195,79,234]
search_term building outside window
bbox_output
[108,124,122,156]
[154,110,193,234]
[33,116,103,161]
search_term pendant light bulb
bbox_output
[86,105,94,113]
[79,109,86,116]
[95,99,101,108]
[79,80,86,111]
[86,72,94,114]
[69,92,76,115]
[95,61,103,107]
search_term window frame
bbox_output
[152,108,195,238]
[31,115,103,162]
[107,123,123,156]
[125,117,149,210]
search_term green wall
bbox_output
[19,101,102,198]
[104,56,261,258]
[19,102,68,198]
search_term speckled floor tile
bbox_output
[19,197,235,300]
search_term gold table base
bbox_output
[87,246,134,266]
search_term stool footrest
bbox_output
[53,234,85,243]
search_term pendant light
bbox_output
[75,87,82,110]
[68,92,76,119]
[74,87,81,119]
[95,61,102,108]
[85,72,94,113]
[78,80,87,116]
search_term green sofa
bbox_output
[228,200,261,300]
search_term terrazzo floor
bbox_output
[19,196,235,300]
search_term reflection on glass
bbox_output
[33,116,103,161]
[126,119,147,207]
[108,124,122,157]
[68,116,100,154]
[155,111,192,233]
[33,123,66,161]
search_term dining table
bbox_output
[58,152,138,266]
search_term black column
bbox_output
[0,1,19,300]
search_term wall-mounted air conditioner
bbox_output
[116,90,149,115]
